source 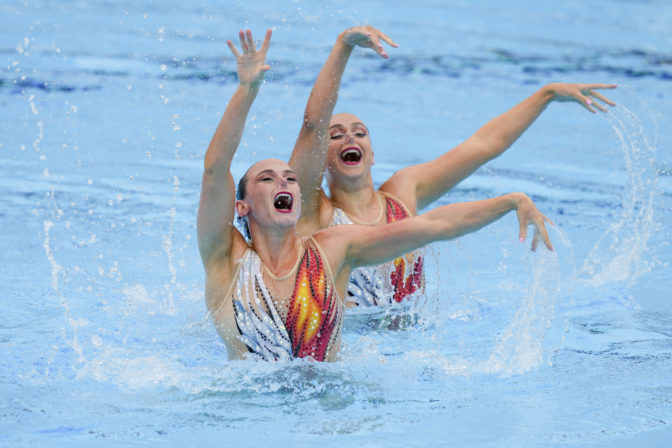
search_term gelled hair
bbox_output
[236,172,251,240]
[236,172,248,201]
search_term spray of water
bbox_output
[482,238,561,376]
[482,93,660,376]
[42,220,87,369]
[161,174,181,315]
[580,101,660,288]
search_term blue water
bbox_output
[2,0,671,446]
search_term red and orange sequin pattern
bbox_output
[385,197,424,303]
[285,245,340,360]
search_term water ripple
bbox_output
[3,46,671,95]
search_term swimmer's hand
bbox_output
[227,29,272,89]
[513,193,554,251]
[341,25,398,59]
[547,83,617,113]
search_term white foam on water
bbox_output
[76,349,191,390]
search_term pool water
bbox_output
[2,0,671,446]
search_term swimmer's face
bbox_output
[326,113,374,184]
[236,159,301,231]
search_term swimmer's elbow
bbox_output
[202,154,233,179]
[301,114,329,137]
[416,214,453,243]
[203,154,221,174]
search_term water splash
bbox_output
[480,93,660,376]
[42,220,86,367]
[161,174,181,315]
[580,99,660,288]
[42,221,64,295]
[481,245,562,376]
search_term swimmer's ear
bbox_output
[235,200,250,218]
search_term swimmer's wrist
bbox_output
[505,192,527,210]
[542,83,562,102]
[238,82,262,97]
[337,30,357,52]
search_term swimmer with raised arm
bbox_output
[198,29,553,361]
[289,30,617,306]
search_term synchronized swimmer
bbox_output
[196,28,570,362]
[287,25,616,307]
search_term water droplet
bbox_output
[91,335,103,346]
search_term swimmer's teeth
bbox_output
[341,149,362,162]
[274,193,292,210]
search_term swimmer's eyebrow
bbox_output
[328,122,367,130]
[255,169,296,178]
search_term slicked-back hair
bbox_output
[235,172,251,240]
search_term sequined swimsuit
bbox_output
[331,192,425,307]
[227,237,343,362]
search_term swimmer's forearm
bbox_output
[205,29,271,172]
[468,86,555,160]
[300,25,396,129]
[204,84,260,172]
[425,194,522,240]
[396,88,555,210]
[472,83,617,159]
[290,34,354,187]
[300,36,354,130]
[406,83,616,209]
[346,194,531,267]
[425,192,553,250]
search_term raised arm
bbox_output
[383,83,617,211]
[289,26,397,233]
[319,192,553,277]
[197,29,272,268]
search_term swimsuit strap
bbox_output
[378,190,414,223]
[329,192,385,226]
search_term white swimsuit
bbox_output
[228,237,343,361]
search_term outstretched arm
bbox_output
[320,192,553,275]
[289,26,397,233]
[197,29,272,268]
[383,83,617,211]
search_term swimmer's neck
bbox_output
[329,181,380,222]
[327,168,374,196]
[248,225,301,276]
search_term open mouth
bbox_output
[273,192,293,212]
[340,147,362,165]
